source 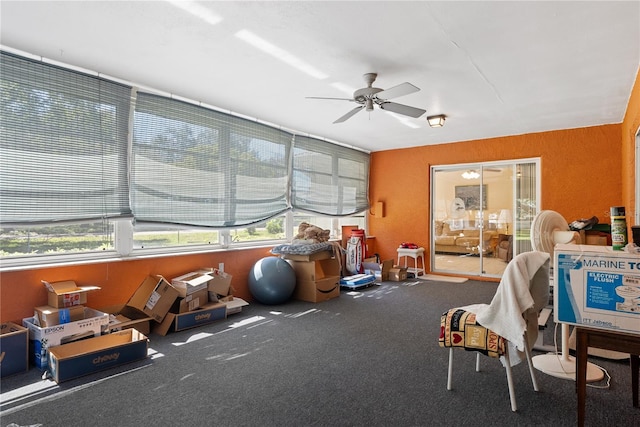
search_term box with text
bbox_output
[42,280,101,308]
[48,329,148,383]
[555,244,640,335]
[126,276,180,323]
[23,308,109,370]
[154,302,227,336]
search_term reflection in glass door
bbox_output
[431,160,539,278]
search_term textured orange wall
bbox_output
[0,247,273,323]
[621,69,640,224]
[368,125,623,264]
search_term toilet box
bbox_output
[554,244,640,335]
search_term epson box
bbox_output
[554,244,640,335]
[23,308,109,370]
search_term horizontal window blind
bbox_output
[292,135,369,216]
[0,52,132,225]
[133,93,292,227]
[1,50,370,231]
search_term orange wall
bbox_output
[621,68,640,223]
[0,247,273,323]
[2,70,639,324]
[368,125,623,265]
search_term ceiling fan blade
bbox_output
[306,96,355,102]
[379,102,426,118]
[334,106,364,123]
[375,82,420,100]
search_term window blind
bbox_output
[1,51,370,229]
[292,135,369,216]
[133,93,292,227]
[0,52,132,225]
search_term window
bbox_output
[292,213,366,240]
[0,51,130,261]
[431,160,540,278]
[0,221,114,257]
[132,93,291,228]
[133,224,220,250]
[292,135,369,216]
[0,50,370,265]
[0,52,132,226]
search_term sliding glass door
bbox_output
[431,159,539,278]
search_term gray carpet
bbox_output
[1,279,638,426]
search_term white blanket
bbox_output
[461,251,550,366]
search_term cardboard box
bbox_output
[171,271,213,298]
[0,322,28,377]
[154,302,227,336]
[170,288,209,314]
[389,266,408,282]
[286,258,340,283]
[585,233,609,246]
[34,305,85,327]
[42,280,101,308]
[100,304,152,335]
[47,329,149,383]
[362,258,394,281]
[201,268,233,297]
[126,275,180,323]
[555,244,640,335]
[287,258,341,302]
[23,308,109,370]
[293,276,340,303]
[222,297,249,315]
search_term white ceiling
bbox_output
[1,1,639,153]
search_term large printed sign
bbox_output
[555,244,640,335]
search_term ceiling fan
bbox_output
[307,73,426,124]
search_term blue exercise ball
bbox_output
[248,257,296,304]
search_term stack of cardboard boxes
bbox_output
[15,270,246,383]
[363,258,394,282]
[23,280,110,372]
[154,268,245,336]
[361,256,408,282]
[277,232,410,304]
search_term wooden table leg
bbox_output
[632,354,639,408]
[576,328,588,427]
[575,326,640,425]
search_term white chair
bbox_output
[438,252,551,412]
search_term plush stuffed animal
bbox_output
[293,222,331,243]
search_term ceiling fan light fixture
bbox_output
[365,98,374,112]
[462,170,479,179]
[427,114,446,127]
